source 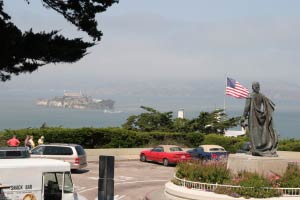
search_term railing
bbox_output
[173,175,300,196]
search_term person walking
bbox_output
[38,136,44,145]
[7,135,20,147]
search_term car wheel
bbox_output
[163,158,169,166]
[140,154,147,162]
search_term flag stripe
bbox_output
[226,87,249,98]
[225,78,249,99]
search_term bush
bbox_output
[228,171,281,198]
[278,139,300,152]
[176,160,230,184]
[185,132,204,147]
[0,127,204,148]
[1,127,299,151]
[176,163,282,198]
[280,163,300,189]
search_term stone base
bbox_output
[227,152,300,176]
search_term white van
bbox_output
[0,158,84,200]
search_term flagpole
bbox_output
[224,76,227,113]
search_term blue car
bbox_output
[187,145,228,160]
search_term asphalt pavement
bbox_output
[87,154,169,199]
[144,188,167,200]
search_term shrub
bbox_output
[228,171,280,198]
[176,160,230,184]
[280,163,300,189]
[185,132,204,147]
[175,162,300,198]
[278,139,300,152]
[0,127,204,148]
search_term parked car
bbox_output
[30,143,87,170]
[0,147,30,159]
[140,145,191,166]
[236,142,251,153]
[187,145,228,160]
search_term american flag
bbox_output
[225,77,249,99]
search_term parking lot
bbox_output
[72,160,175,200]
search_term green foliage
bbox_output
[122,106,174,132]
[219,171,281,198]
[175,161,300,199]
[185,132,204,147]
[122,107,241,135]
[188,109,241,134]
[280,163,300,189]
[0,127,204,148]
[278,138,300,152]
[1,126,299,153]
[121,115,138,130]
[175,162,282,198]
[176,160,230,184]
[172,118,191,133]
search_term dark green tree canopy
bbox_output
[122,106,241,134]
[188,109,241,134]
[0,0,118,81]
[122,106,174,132]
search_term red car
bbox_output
[140,145,191,166]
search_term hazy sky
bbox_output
[2,0,300,89]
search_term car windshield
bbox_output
[169,147,183,152]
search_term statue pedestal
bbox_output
[227,152,300,176]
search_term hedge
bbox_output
[0,127,204,149]
[0,128,298,152]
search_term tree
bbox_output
[123,107,241,134]
[122,106,174,132]
[0,0,118,81]
[188,109,241,134]
[172,118,191,133]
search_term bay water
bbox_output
[0,98,299,139]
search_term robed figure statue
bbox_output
[241,82,278,157]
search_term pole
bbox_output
[98,155,114,200]
[224,76,227,113]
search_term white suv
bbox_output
[30,143,87,170]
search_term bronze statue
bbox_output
[241,82,278,157]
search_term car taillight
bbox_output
[75,157,80,164]
[211,153,218,159]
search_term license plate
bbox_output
[181,155,186,159]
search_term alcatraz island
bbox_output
[36,91,114,110]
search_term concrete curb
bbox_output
[164,182,298,200]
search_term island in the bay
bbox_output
[36,91,114,110]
